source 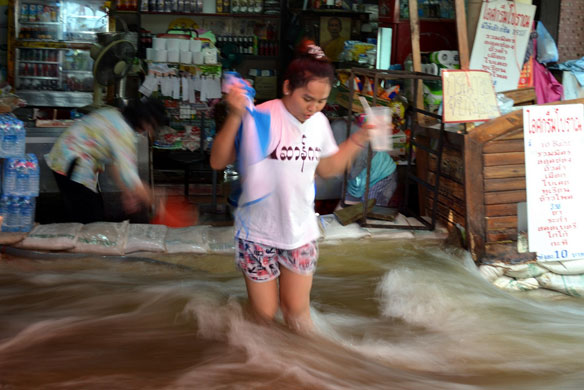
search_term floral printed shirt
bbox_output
[46,108,140,193]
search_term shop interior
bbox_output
[0,0,564,229]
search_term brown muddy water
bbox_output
[1,239,584,390]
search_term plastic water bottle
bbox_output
[27,154,40,197]
[14,121,26,157]
[0,195,8,231]
[3,158,17,196]
[19,197,34,232]
[15,158,29,196]
[0,118,5,158]
[5,196,20,232]
[2,120,17,158]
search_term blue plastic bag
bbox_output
[536,21,559,64]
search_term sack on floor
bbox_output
[125,224,168,254]
[207,226,235,253]
[493,276,540,292]
[537,273,584,297]
[71,221,130,256]
[539,259,584,275]
[165,225,210,254]
[16,223,83,251]
[479,264,505,282]
[318,214,371,244]
[502,262,548,279]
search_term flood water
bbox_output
[1,239,584,389]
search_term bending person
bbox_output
[46,98,168,223]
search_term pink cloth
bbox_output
[533,60,563,103]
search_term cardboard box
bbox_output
[254,76,277,100]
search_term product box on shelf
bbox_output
[253,76,277,100]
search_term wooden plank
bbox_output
[501,87,536,106]
[484,177,526,192]
[483,243,536,264]
[427,191,466,217]
[428,150,464,182]
[486,216,517,230]
[468,98,584,145]
[465,136,486,261]
[499,130,525,140]
[428,172,465,200]
[427,198,466,227]
[483,139,525,154]
[334,199,376,226]
[485,203,519,217]
[485,203,517,217]
[415,134,430,217]
[484,164,525,179]
[484,190,526,205]
[484,152,525,166]
[454,0,470,70]
[487,229,517,243]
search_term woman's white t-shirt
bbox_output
[234,99,339,249]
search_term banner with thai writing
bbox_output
[442,70,500,123]
[470,0,536,92]
[524,104,584,261]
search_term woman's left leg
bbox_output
[279,267,314,333]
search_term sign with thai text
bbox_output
[441,70,500,123]
[470,0,536,92]
[524,104,584,261]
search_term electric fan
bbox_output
[86,38,137,111]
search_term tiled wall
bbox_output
[557,1,584,61]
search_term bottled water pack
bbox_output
[0,114,26,158]
[0,195,35,232]
[2,154,40,197]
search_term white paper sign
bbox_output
[524,104,584,261]
[470,0,536,92]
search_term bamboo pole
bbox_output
[455,0,470,70]
[408,0,425,123]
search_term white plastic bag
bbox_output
[207,226,235,254]
[125,224,168,253]
[71,221,130,255]
[16,223,83,251]
[165,225,210,254]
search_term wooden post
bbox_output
[455,0,470,70]
[408,0,425,123]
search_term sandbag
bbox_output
[125,224,168,254]
[207,226,235,254]
[165,225,210,254]
[318,214,371,243]
[71,221,130,255]
[503,262,548,279]
[479,264,505,282]
[493,276,540,292]
[539,259,584,275]
[16,223,83,251]
[537,273,584,297]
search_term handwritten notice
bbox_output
[441,70,500,123]
[469,0,536,92]
[524,104,584,262]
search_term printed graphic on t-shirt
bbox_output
[269,134,322,172]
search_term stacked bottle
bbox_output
[0,115,26,158]
[0,114,38,232]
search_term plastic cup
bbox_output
[367,106,392,151]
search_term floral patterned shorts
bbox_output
[235,238,319,282]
